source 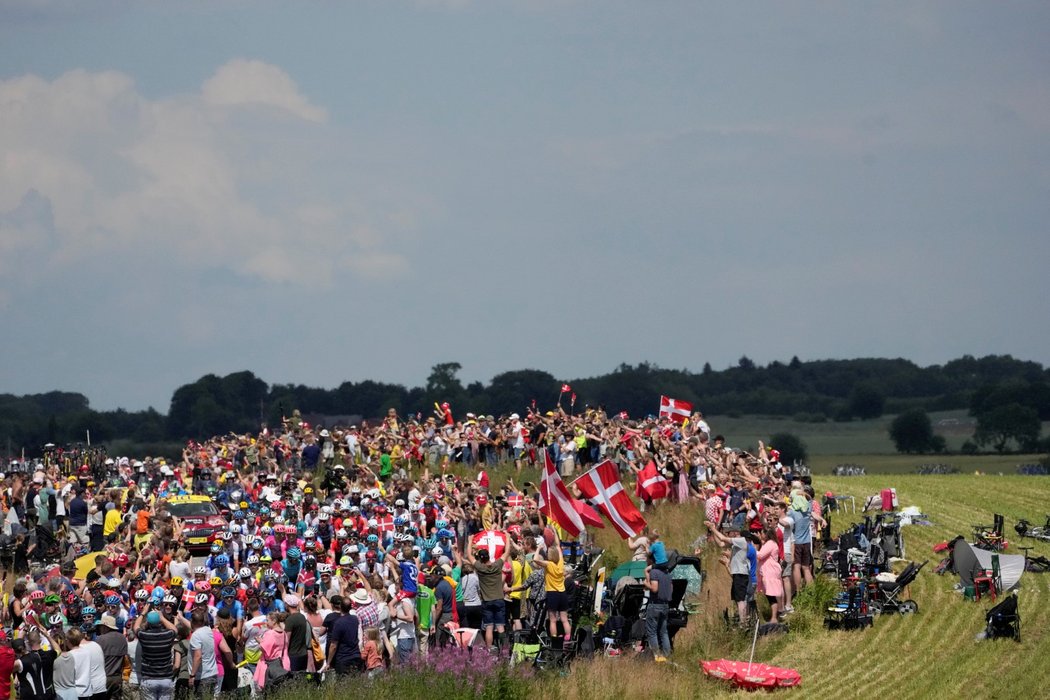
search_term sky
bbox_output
[1,1,1048,412]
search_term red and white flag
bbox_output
[573,499,604,529]
[506,494,524,510]
[537,451,585,537]
[570,393,577,406]
[618,410,629,420]
[659,395,693,424]
[636,460,670,501]
[561,383,572,394]
[574,460,647,539]
[471,530,508,560]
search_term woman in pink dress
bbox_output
[756,528,783,622]
[253,611,290,693]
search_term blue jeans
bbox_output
[140,677,175,700]
[646,602,671,656]
[397,637,416,664]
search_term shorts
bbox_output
[506,598,522,620]
[794,542,814,568]
[481,599,506,628]
[545,590,570,613]
[731,574,749,603]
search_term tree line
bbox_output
[2,354,1048,456]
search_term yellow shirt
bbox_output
[509,559,524,600]
[544,559,565,593]
[103,508,122,537]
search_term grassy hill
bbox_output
[571,473,1050,699]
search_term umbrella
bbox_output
[74,551,106,580]
[701,618,801,690]
[610,561,647,584]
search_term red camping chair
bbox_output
[973,553,1000,602]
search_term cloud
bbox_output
[202,59,327,122]
[0,59,407,296]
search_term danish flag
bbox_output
[636,460,670,501]
[659,395,693,424]
[471,530,508,560]
[561,384,572,394]
[537,451,585,537]
[574,460,647,539]
[507,493,524,509]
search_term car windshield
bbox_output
[167,501,219,518]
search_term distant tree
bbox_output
[702,362,712,376]
[848,383,886,420]
[789,355,802,370]
[889,409,939,454]
[974,403,1041,453]
[768,432,808,465]
[738,356,756,371]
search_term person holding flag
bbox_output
[528,527,572,647]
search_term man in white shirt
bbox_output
[70,626,108,699]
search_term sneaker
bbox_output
[783,605,795,613]
[654,655,668,663]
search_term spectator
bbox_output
[135,611,178,700]
[69,625,107,700]
[252,612,289,694]
[94,615,127,700]
[323,598,362,675]
[187,610,218,700]
[706,521,751,626]
[281,595,310,676]
[643,553,672,662]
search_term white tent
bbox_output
[952,538,1025,592]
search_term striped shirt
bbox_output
[136,626,176,679]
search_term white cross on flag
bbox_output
[537,450,585,537]
[471,530,508,560]
[574,460,647,539]
[659,395,693,424]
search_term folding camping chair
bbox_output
[973,514,1006,552]
[973,553,1000,602]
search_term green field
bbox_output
[706,410,1049,472]
[558,473,1050,700]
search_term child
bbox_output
[362,627,384,678]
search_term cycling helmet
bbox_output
[239,567,252,579]
[30,590,45,601]
[437,528,454,540]
[338,555,352,566]
[163,594,177,605]
[260,554,273,564]
[135,589,149,601]
[214,554,229,566]
[210,542,222,554]
[394,515,408,527]
[229,524,242,535]
[196,581,212,592]
[105,594,121,606]
[336,528,348,538]
[220,587,236,598]
[208,577,221,588]
[47,613,64,627]
[286,547,301,560]
[341,544,355,556]
[303,555,317,566]
[365,550,377,561]
[366,534,378,544]
[260,589,273,599]
[317,563,332,574]
[82,605,97,617]
[194,566,208,575]
[252,538,265,550]
[435,519,448,529]
[303,529,316,539]
[43,593,61,605]
[246,554,260,565]
[169,577,184,587]
[225,576,238,587]
[194,593,209,605]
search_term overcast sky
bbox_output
[1,1,1048,411]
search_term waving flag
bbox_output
[537,451,585,537]
[575,460,647,539]
[573,499,605,529]
[636,460,670,501]
[561,383,572,394]
[659,395,693,424]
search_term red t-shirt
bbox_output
[0,646,15,700]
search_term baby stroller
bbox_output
[33,525,64,563]
[869,560,926,615]
[982,591,1020,642]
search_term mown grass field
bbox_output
[563,473,1050,700]
[708,409,1050,458]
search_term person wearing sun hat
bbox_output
[95,614,127,699]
